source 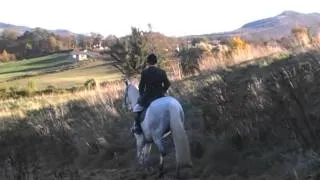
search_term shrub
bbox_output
[0,49,16,62]
[0,50,9,62]
[191,37,209,46]
[84,79,97,90]
[291,26,311,47]
[0,88,8,99]
[41,85,58,94]
[23,81,37,96]
[8,85,19,98]
[177,45,203,75]
[231,36,248,50]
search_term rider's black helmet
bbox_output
[147,53,157,65]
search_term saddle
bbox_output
[136,105,171,136]
[134,95,171,136]
[136,95,163,123]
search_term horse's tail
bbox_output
[169,101,192,168]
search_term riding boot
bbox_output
[134,112,143,134]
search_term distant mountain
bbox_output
[184,11,320,41]
[0,22,76,37]
[0,22,13,28]
[0,22,31,34]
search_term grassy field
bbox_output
[0,53,123,90]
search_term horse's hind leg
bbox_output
[154,139,166,178]
[159,154,164,177]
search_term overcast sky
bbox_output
[1,0,319,37]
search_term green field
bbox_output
[0,53,122,90]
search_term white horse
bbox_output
[122,80,192,178]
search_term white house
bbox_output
[71,50,88,62]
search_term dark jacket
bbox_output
[138,66,171,106]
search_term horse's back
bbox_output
[143,96,183,138]
[145,96,184,123]
[148,96,182,112]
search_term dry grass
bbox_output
[0,80,124,119]
[168,50,320,179]
[199,44,286,71]
[0,36,320,179]
[163,41,290,80]
[0,83,132,179]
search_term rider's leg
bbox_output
[133,95,146,134]
[134,111,143,134]
[133,95,159,134]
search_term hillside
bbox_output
[185,11,320,41]
[0,22,30,33]
[0,50,319,179]
[239,11,320,40]
[0,22,76,37]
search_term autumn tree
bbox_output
[1,29,19,40]
[78,35,94,49]
[66,35,76,49]
[48,36,57,52]
[1,49,9,62]
[102,35,117,48]
[90,33,104,47]
[0,28,77,59]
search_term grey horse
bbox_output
[123,80,192,178]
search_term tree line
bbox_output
[0,28,104,61]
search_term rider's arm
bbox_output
[138,71,146,96]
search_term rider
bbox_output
[133,53,171,134]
